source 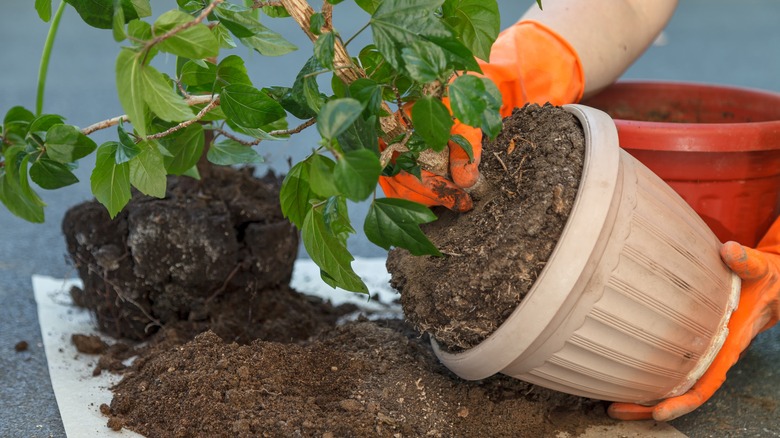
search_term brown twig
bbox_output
[81,95,217,136]
[251,0,283,8]
[146,97,221,140]
[214,117,316,146]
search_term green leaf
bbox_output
[206,140,263,165]
[91,142,131,218]
[141,66,193,122]
[308,154,339,198]
[112,0,126,41]
[450,133,474,163]
[35,0,52,22]
[236,19,297,57]
[28,114,66,135]
[216,55,253,88]
[64,0,149,29]
[221,84,287,129]
[313,31,336,70]
[180,60,218,87]
[323,196,354,244]
[280,160,317,228]
[262,5,290,18]
[355,0,381,14]
[212,22,237,49]
[302,206,368,293]
[153,10,219,59]
[161,123,204,175]
[365,198,440,255]
[309,12,325,35]
[370,0,453,75]
[30,158,79,189]
[129,141,167,197]
[116,48,147,136]
[411,97,453,152]
[334,149,381,201]
[215,3,260,38]
[400,41,448,83]
[116,123,141,164]
[349,79,383,116]
[3,106,35,143]
[289,57,325,116]
[0,146,45,222]
[337,115,379,154]
[44,124,98,163]
[317,98,363,140]
[442,0,499,61]
[127,18,152,41]
[448,75,502,138]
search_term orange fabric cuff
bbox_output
[479,20,585,117]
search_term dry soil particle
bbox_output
[387,104,585,351]
[106,320,613,438]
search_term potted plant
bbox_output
[582,81,780,247]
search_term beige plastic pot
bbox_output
[432,104,741,404]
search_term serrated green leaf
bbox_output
[91,142,131,218]
[334,149,381,201]
[153,10,219,59]
[323,195,354,244]
[289,57,325,116]
[127,19,152,41]
[212,22,237,49]
[365,198,441,255]
[129,141,167,197]
[180,60,218,87]
[239,26,298,57]
[314,31,336,70]
[141,66,193,122]
[401,41,448,83]
[302,206,367,293]
[161,123,204,175]
[206,140,263,165]
[308,154,339,198]
[448,75,502,138]
[349,79,383,116]
[216,55,253,88]
[221,84,287,129]
[116,48,147,136]
[116,123,141,164]
[262,5,290,18]
[442,0,499,61]
[280,160,317,228]
[215,3,260,38]
[411,97,453,151]
[370,0,452,75]
[317,98,363,140]
[35,0,52,22]
[30,158,79,189]
[44,124,98,163]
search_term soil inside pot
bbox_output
[387,104,585,351]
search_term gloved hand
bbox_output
[379,20,584,211]
[608,218,780,422]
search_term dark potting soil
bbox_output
[387,104,586,351]
[100,320,612,438]
[62,166,355,343]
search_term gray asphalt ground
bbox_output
[2,1,780,437]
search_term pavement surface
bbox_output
[2,1,780,437]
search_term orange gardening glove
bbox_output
[608,218,780,422]
[379,20,584,211]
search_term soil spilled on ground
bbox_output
[387,104,586,350]
[63,108,616,436]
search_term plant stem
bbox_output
[36,1,67,116]
[81,95,216,135]
[343,21,370,48]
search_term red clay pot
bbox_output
[582,81,780,247]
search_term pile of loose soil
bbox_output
[387,104,586,351]
[63,166,319,343]
[100,319,613,437]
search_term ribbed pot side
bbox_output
[433,104,740,404]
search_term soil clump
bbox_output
[387,104,586,350]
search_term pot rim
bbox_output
[585,80,780,153]
[432,104,621,380]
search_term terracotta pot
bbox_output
[582,81,780,247]
[432,104,740,404]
